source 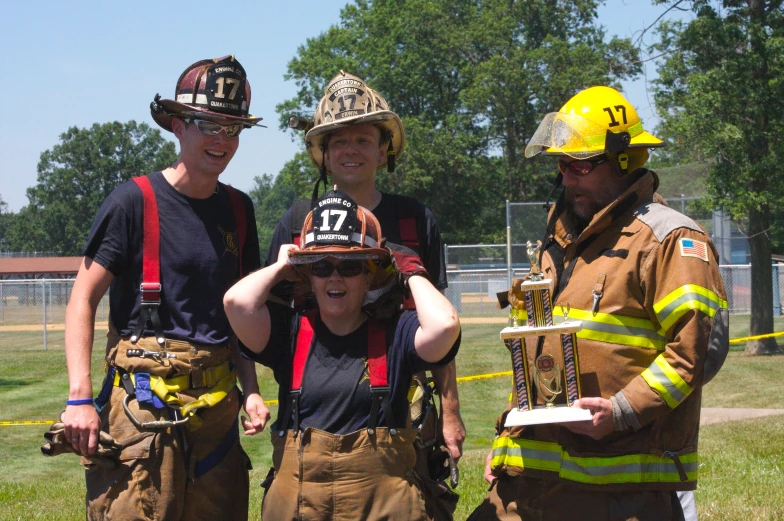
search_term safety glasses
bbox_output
[557,157,608,176]
[309,259,366,278]
[183,118,244,138]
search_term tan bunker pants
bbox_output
[85,337,251,521]
[262,427,427,521]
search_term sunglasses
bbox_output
[309,259,366,278]
[183,118,244,138]
[557,157,608,176]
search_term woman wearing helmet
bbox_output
[225,189,461,521]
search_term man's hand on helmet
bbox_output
[386,242,429,289]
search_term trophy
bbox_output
[500,241,592,427]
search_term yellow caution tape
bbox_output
[457,371,513,383]
[0,420,56,426]
[4,331,781,427]
[729,331,784,344]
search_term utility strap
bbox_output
[193,417,239,479]
[131,176,165,346]
[224,184,247,277]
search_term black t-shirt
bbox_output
[248,303,460,434]
[82,171,261,344]
[265,192,447,290]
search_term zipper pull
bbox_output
[592,274,606,315]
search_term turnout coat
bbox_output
[491,170,729,492]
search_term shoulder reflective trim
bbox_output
[654,285,728,334]
[554,307,666,350]
[641,355,692,408]
[634,203,703,242]
[491,436,698,485]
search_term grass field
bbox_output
[1,320,783,520]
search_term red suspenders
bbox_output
[129,175,247,345]
[131,176,165,345]
[279,310,396,437]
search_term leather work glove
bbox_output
[386,242,429,289]
[41,421,123,468]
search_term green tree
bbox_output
[654,0,784,354]
[250,150,318,255]
[276,0,640,244]
[10,121,177,255]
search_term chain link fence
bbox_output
[2,266,779,351]
[0,280,109,351]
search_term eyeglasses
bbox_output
[557,157,608,176]
[309,260,366,278]
[183,118,244,138]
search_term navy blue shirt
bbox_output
[248,303,460,434]
[266,192,447,290]
[82,171,261,344]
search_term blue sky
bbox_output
[1,0,687,213]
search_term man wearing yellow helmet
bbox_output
[468,87,728,521]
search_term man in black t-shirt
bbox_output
[59,55,269,521]
[267,72,464,477]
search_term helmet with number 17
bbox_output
[305,71,405,173]
[150,55,264,132]
[525,86,664,173]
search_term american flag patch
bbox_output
[679,238,709,261]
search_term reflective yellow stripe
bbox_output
[492,436,698,485]
[654,284,728,334]
[554,307,666,350]
[584,122,644,148]
[641,355,692,408]
[509,308,527,322]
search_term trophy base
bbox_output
[504,405,593,427]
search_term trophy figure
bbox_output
[499,242,591,426]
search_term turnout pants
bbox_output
[262,427,427,521]
[467,475,687,521]
[85,336,251,521]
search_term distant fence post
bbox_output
[42,279,47,350]
[506,200,512,287]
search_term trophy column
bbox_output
[501,278,591,427]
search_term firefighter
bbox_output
[58,55,269,520]
[468,86,729,521]
[268,72,464,517]
[224,188,461,521]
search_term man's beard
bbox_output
[563,187,599,233]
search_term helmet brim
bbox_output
[151,98,265,133]
[288,247,391,265]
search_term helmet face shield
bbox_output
[525,112,611,159]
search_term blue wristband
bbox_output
[66,398,94,406]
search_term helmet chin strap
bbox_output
[311,145,330,205]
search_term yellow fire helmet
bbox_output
[305,71,405,172]
[524,86,664,161]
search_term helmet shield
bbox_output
[288,188,390,265]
